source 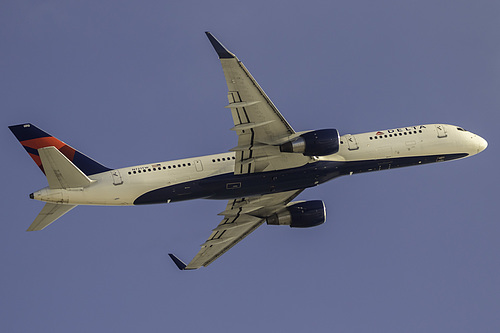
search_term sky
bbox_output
[1,1,499,332]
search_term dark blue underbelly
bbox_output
[133,153,467,205]
[133,161,341,205]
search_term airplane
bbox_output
[9,32,487,270]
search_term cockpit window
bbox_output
[457,127,466,131]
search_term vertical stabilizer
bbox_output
[9,123,110,176]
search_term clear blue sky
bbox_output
[1,1,499,332]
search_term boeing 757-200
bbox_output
[9,32,487,270]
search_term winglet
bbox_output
[205,32,235,59]
[168,253,189,270]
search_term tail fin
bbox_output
[9,123,111,176]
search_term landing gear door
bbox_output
[111,170,123,185]
[436,125,447,138]
[345,134,359,150]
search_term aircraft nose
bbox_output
[477,136,488,153]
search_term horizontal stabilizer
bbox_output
[39,146,95,189]
[27,203,77,231]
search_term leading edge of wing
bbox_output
[205,32,235,59]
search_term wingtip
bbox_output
[205,32,235,59]
[168,253,188,270]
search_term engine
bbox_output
[266,200,326,228]
[279,129,340,156]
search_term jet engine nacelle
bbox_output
[266,200,326,228]
[279,129,340,156]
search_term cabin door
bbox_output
[345,134,359,150]
[436,125,447,138]
[195,160,203,172]
[111,170,123,185]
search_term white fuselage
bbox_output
[31,124,487,206]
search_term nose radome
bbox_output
[477,136,488,153]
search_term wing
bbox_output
[206,32,309,174]
[169,189,303,270]
[168,34,311,270]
